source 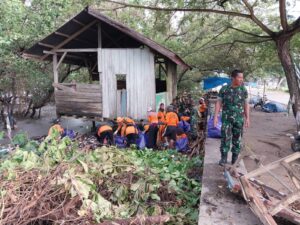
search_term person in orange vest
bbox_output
[199,98,207,118]
[48,119,64,138]
[157,103,166,144]
[96,124,114,145]
[114,117,138,147]
[146,107,159,149]
[163,105,179,149]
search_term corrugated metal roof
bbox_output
[23,6,190,70]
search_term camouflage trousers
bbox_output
[220,118,244,154]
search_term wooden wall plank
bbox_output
[101,48,155,119]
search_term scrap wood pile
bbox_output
[173,92,207,157]
[224,144,300,225]
[0,133,201,225]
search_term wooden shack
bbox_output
[23,7,190,120]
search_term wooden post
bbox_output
[53,53,58,85]
[166,60,177,105]
[97,22,103,117]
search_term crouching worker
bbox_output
[163,105,179,149]
[96,124,114,145]
[176,128,189,152]
[114,117,138,147]
[146,107,159,149]
[48,119,64,138]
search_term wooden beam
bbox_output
[42,20,97,60]
[53,54,58,85]
[240,177,278,225]
[22,53,43,61]
[38,42,55,48]
[72,19,85,26]
[53,48,98,53]
[166,60,177,105]
[43,50,86,61]
[56,52,67,69]
[269,190,300,215]
[54,31,97,47]
[97,23,102,74]
[52,83,75,92]
[244,152,300,178]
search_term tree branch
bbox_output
[228,26,270,38]
[177,68,189,84]
[241,0,274,36]
[201,38,272,50]
[103,0,252,18]
[279,0,288,31]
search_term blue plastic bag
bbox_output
[115,135,127,148]
[136,132,146,150]
[178,120,191,133]
[207,116,222,138]
[63,129,76,139]
[176,137,189,152]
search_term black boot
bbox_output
[232,153,239,165]
[219,152,228,166]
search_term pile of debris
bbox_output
[0,135,201,225]
[224,144,300,225]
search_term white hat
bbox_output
[147,106,153,112]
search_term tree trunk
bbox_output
[275,37,300,117]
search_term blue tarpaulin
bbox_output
[263,101,287,113]
[203,77,231,90]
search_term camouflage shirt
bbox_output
[218,85,248,120]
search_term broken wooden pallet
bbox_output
[239,152,300,225]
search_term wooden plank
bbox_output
[60,83,101,89]
[58,111,102,117]
[42,20,97,60]
[57,105,102,111]
[57,107,102,115]
[53,48,98,53]
[166,60,177,105]
[269,190,300,215]
[53,54,58,85]
[55,90,101,98]
[53,83,75,92]
[240,177,278,225]
[39,42,55,48]
[244,152,300,178]
[56,52,67,69]
[55,98,102,104]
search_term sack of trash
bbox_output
[207,115,222,138]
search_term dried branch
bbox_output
[103,0,252,18]
[228,26,270,38]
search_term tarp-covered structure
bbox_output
[203,77,231,90]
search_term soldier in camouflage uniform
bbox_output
[214,70,250,166]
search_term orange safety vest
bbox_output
[177,133,187,140]
[148,112,158,124]
[199,103,207,113]
[48,124,64,136]
[165,112,179,127]
[97,125,112,136]
[157,111,166,122]
[125,125,138,136]
[181,116,190,122]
